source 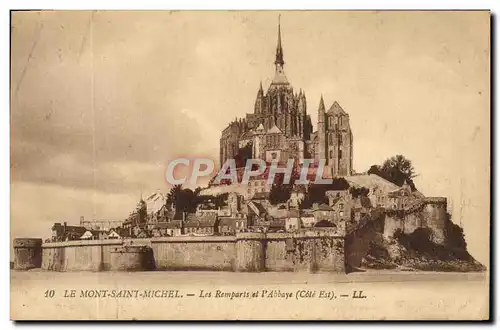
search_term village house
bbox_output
[151,220,183,237]
[246,177,272,200]
[300,211,316,228]
[311,203,335,222]
[387,180,416,210]
[183,213,218,236]
[107,229,121,239]
[330,195,352,224]
[269,217,286,232]
[51,222,87,242]
[92,229,110,240]
[285,209,301,232]
[80,230,94,240]
[249,214,285,233]
[147,204,175,230]
[217,215,247,235]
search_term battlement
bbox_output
[16,230,346,273]
[423,197,447,205]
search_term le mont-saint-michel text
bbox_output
[54,289,368,300]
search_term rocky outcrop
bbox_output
[345,210,486,273]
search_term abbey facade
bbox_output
[220,21,353,177]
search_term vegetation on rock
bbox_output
[368,154,417,190]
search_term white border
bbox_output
[2,0,497,327]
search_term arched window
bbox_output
[329,150,333,158]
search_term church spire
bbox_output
[318,94,325,114]
[275,15,284,67]
[270,15,289,85]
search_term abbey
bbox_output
[219,21,353,177]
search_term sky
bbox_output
[10,11,490,264]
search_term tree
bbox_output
[166,184,183,208]
[367,165,381,176]
[166,185,199,214]
[368,155,417,190]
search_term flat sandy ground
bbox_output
[11,270,490,320]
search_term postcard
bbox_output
[10,10,490,320]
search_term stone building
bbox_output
[217,215,248,235]
[183,213,218,236]
[51,222,87,242]
[311,203,335,222]
[219,19,353,177]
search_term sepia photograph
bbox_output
[10,10,490,320]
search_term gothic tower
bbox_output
[317,95,326,162]
[323,101,353,176]
[254,81,264,114]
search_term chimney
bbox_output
[80,216,84,226]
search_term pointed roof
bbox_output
[267,124,283,134]
[108,230,120,238]
[318,95,325,112]
[270,15,289,85]
[327,101,347,116]
[80,230,93,239]
[256,123,265,131]
[272,70,289,84]
[275,14,284,66]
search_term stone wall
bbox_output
[265,231,345,273]
[13,238,42,270]
[383,214,403,239]
[152,236,236,271]
[345,217,384,269]
[27,231,346,273]
[404,212,424,234]
[382,197,447,245]
[422,198,447,244]
[42,240,122,271]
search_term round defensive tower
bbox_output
[13,238,43,270]
[423,197,448,245]
[235,232,266,272]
